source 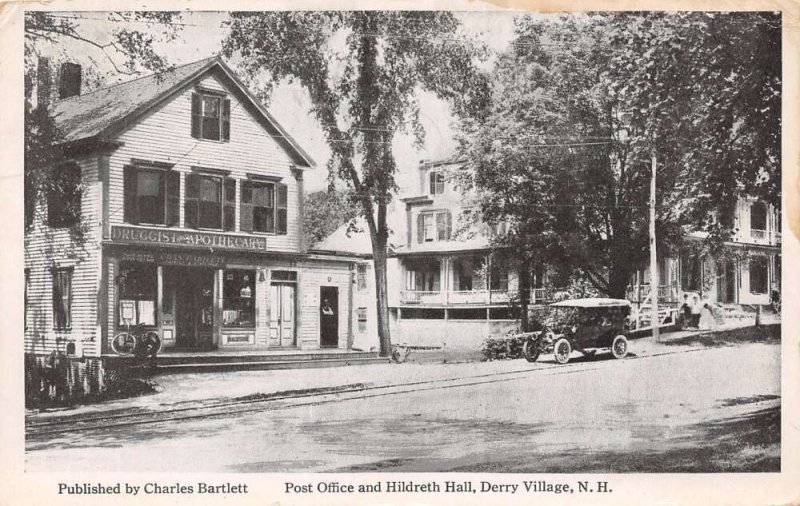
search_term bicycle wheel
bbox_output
[111,332,136,355]
[141,331,162,357]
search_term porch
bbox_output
[400,287,554,305]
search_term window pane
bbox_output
[203,117,220,140]
[750,257,768,294]
[203,96,220,117]
[199,201,221,229]
[200,177,220,202]
[137,171,160,196]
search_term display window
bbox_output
[223,269,256,327]
[117,262,157,326]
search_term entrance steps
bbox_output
[104,350,390,374]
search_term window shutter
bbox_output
[184,173,199,229]
[445,212,452,240]
[191,92,201,138]
[123,166,138,224]
[223,178,236,231]
[166,171,180,226]
[429,171,435,194]
[417,213,424,243]
[277,183,288,234]
[221,98,231,142]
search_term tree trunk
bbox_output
[607,264,632,299]
[518,262,531,331]
[372,242,393,357]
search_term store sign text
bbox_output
[111,226,266,251]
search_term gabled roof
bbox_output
[50,56,315,168]
[311,220,377,258]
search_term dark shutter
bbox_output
[429,171,435,194]
[240,181,253,232]
[184,173,199,229]
[166,171,180,226]
[221,98,231,142]
[123,166,138,224]
[191,92,201,138]
[223,178,236,231]
[417,213,424,243]
[445,211,452,240]
[277,183,288,234]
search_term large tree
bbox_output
[224,12,488,356]
[459,12,780,318]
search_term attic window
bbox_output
[191,91,230,141]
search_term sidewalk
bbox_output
[27,320,774,423]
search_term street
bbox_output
[26,341,779,473]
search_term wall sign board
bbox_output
[111,226,267,252]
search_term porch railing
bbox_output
[626,284,679,304]
[400,290,445,304]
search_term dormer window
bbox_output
[429,170,445,195]
[191,91,230,141]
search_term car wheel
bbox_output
[553,338,571,364]
[611,335,628,359]
[522,339,540,363]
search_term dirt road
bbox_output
[26,340,779,473]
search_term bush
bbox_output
[481,330,528,361]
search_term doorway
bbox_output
[716,259,737,304]
[269,283,296,347]
[320,286,339,347]
[165,267,216,350]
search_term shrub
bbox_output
[481,330,528,361]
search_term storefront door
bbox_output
[269,283,296,347]
[167,267,215,349]
[320,286,339,347]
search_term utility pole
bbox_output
[650,144,660,342]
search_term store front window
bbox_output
[222,269,256,327]
[117,262,157,326]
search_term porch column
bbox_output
[443,256,450,304]
[157,265,163,338]
[487,254,492,305]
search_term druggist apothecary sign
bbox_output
[110,226,268,252]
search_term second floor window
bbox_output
[185,173,235,230]
[429,170,445,195]
[417,211,451,243]
[750,202,767,238]
[191,92,231,141]
[123,167,180,226]
[241,181,288,234]
[47,162,82,228]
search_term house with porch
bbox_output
[629,197,781,309]
[24,56,368,363]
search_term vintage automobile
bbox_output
[522,298,632,364]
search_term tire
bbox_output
[522,339,540,363]
[111,332,136,355]
[553,338,572,364]
[611,335,629,359]
[141,331,162,357]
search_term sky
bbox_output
[32,10,517,194]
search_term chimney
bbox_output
[36,57,52,109]
[59,62,82,99]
